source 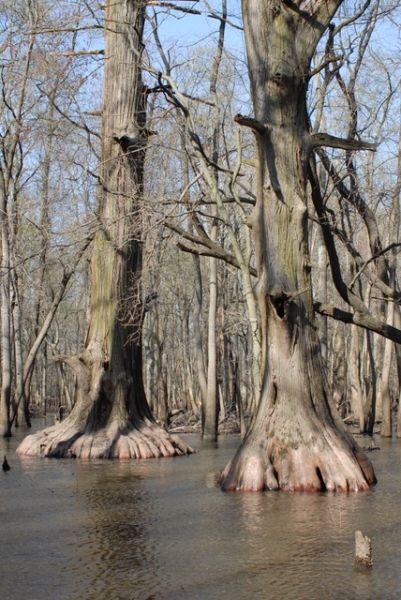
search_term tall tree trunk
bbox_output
[316,225,328,361]
[203,225,219,442]
[18,0,192,459]
[363,329,377,435]
[331,323,345,416]
[202,2,226,442]
[0,22,34,437]
[221,0,375,491]
[192,254,208,413]
[380,302,394,437]
[12,271,29,427]
[348,324,365,431]
[0,187,12,437]
[27,93,54,408]
[41,346,48,414]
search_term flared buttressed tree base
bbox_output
[220,413,376,493]
[16,418,194,459]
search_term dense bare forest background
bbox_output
[2,0,401,454]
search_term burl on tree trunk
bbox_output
[221,0,376,491]
[17,0,192,460]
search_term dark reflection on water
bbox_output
[1,420,401,599]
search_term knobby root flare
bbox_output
[17,422,194,459]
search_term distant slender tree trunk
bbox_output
[27,93,54,410]
[348,324,365,431]
[331,323,345,415]
[394,309,401,431]
[41,345,48,412]
[220,304,232,421]
[192,254,207,412]
[11,271,29,427]
[388,117,401,436]
[179,148,207,416]
[221,0,375,491]
[8,169,31,428]
[203,224,218,442]
[0,23,34,437]
[0,186,12,437]
[380,137,400,437]
[18,0,192,459]
[380,301,394,437]
[316,226,328,361]
[361,328,376,435]
[202,2,226,442]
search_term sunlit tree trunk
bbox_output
[18,0,192,459]
[0,36,34,435]
[331,323,345,415]
[381,124,401,437]
[202,2,226,442]
[348,324,365,431]
[11,270,28,428]
[192,254,207,412]
[0,186,12,437]
[316,226,328,361]
[221,0,375,492]
[380,301,394,437]
[203,225,218,442]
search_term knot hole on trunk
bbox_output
[271,292,288,319]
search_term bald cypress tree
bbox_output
[18,0,192,459]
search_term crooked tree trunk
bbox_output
[221,0,375,492]
[17,0,192,460]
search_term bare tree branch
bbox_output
[314,302,401,344]
[310,132,377,151]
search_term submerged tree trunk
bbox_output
[18,0,192,459]
[221,0,375,491]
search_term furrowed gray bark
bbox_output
[17,0,192,460]
[221,0,375,492]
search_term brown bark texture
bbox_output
[17,0,192,459]
[221,0,375,491]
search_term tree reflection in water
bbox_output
[3,433,401,600]
[66,462,161,600]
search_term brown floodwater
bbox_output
[1,419,401,600]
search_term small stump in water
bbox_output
[354,530,372,568]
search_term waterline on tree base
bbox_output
[220,440,376,493]
[16,421,194,459]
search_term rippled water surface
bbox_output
[1,420,401,600]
